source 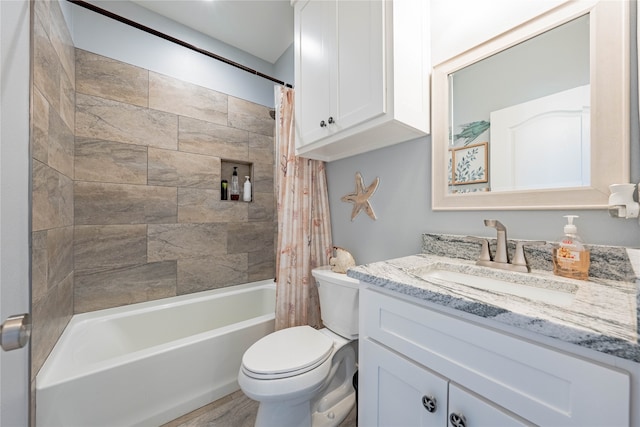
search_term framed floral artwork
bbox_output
[451,142,488,185]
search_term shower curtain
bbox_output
[274,86,333,330]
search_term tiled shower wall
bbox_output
[73,49,277,313]
[30,0,277,387]
[31,0,76,383]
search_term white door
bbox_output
[0,1,31,426]
[359,339,448,427]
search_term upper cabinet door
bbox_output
[334,0,384,132]
[294,0,430,162]
[295,0,333,144]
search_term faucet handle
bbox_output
[467,237,492,261]
[512,240,546,270]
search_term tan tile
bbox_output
[33,14,61,115]
[248,192,275,222]
[49,0,75,85]
[149,72,227,124]
[74,182,177,225]
[59,63,75,131]
[228,97,274,137]
[76,49,148,107]
[250,157,275,194]
[55,272,74,335]
[30,272,73,378]
[31,289,60,376]
[48,112,74,178]
[148,223,227,262]
[33,0,51,32]
[47,226,74,289]
[249,132,274,164]
[177,254,248,294]
[148,147,219,189]
[74,262,177,313]
[31,231,48,304]
[178,116,248,160]
[177,188,248,223]
[227,221,275,254]
[32,88,49,164]
[75,93,177,150]
[75,225,148,271]
[32,160,74,231]
[248,247,276,282]
[75,138,148,184]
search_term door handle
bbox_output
[1,313,31,351]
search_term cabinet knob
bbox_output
[449,412,466,427]
[320,120,326,127]
[421,395,437,413]
[328,116,335,124]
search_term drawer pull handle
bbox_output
[449,412,466,427]
[320,120,327,127]
[421,395,437,413]
[328,116,335,124]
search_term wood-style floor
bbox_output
[162,390,357,427]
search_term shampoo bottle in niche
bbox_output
[243,176,251,202]
[553,215,590,280]
[230,167,240,200]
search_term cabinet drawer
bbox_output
[361,287,630,426]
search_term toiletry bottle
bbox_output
[243,176,252,202]
[221,179,228,200]
[230,167,240,200]
[552,215,590,280]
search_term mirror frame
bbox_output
[432,0,630,210]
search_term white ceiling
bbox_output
[130,0,294,64]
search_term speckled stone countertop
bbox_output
[347,234,640,363]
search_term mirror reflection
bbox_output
[448,14,590,194]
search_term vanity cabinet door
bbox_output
[448,383,533,427]
[359,338,448,427]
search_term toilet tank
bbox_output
[312,266,359,339]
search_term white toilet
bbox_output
[238,266,359,427]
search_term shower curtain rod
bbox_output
[67,0,293,88]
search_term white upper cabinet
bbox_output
[293,0,430,161]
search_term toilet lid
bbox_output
[242,326,334,379]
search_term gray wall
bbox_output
[68,1,288,107]
[327,14,640,265]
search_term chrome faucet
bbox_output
[483,219,508,263]
[476,219,545,273]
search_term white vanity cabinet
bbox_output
[293,0,430,161]
[359,286,631,427]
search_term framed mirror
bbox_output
[432,0,629,210]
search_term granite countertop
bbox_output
[347,234,640,363]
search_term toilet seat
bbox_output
[242,326,334,380]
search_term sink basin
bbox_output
[408,262,578,306]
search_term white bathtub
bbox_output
[36,280,276,427]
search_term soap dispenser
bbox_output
[243,176,252,202]
[230,167,240,200]
[552,215,590,280]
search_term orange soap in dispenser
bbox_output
[553,215,590,280]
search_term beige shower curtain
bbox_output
[274,86,333,330]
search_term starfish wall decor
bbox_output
[341,172,380,221]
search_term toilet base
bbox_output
[253,389,355,427]
[250,339,357,427]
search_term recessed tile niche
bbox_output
[221,159,253,202]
